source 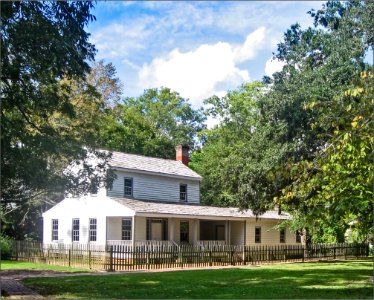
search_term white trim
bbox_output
[134,212,286,221]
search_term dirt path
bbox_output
[0,269,95,299]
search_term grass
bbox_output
[0,260,91,273]
[22,259,373,299]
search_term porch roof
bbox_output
[110,197,289,220]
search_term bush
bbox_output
[0,234,13,260]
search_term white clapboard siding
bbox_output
[43,196,134,245]
[107,170,200,203]
[230,221,245,245]
[245,220,299,246]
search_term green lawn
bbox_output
[22,259,373,299]
[1,260,91,273]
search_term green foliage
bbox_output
[191,81,289,212]
[0,234,13,260]
[100,88,206,159]
[0,1,113,239]
[281,71,373,243]
[192,0,373,242]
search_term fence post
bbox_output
[209,251,212,267]
[230,249,234,266]
[89,250,92,270]
[333,247,336,260]
[242,246,246,265]
[108,245,114,271]
[179,248,183,268]
[147,250,150,270]
[302,245,305,263]
[68,249,71,267]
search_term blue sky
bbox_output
[87,1,325,109]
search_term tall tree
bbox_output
[190,81,288,211]
[268,0,373,242]
[101,88,206,159]
[191,0,373,242]
[0,1,111,239]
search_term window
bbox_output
[52,219,58,241]
[89,218,97,242]
[255,227,261,243]
[124,177,133,197]
[72,219,80,242]
[180,221,189,243]
[122,219,132,240]
[280,228,286,243]
[180,184,187,202]
[296,230,301,243]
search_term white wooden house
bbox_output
[43,145,301,246]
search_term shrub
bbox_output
[0,234,13,260]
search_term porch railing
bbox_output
[106,240,133,246]
[106,240,177,247]
[197,240,226,248]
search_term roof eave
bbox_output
[110,165,202,181]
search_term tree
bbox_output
[0,1,111,239]
[100,88,206,159]
[191,81,289,212]
[280,71,373,243]
[269,0,373,242]
[191,0,373,242]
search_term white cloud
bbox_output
[233,27,267,62]
[265,58,285,77]
[138,28,267,107]
[90,19,152,59]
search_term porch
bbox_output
[105,216,245,247]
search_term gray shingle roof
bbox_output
[108,151,202,180]
[110,197,289,220]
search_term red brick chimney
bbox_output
[175,144,189,166]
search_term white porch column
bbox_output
[226,220,231,244]
[193,219,199,244]
[243,220,247,245]
[169,218,175,241]
[132,215,136,247]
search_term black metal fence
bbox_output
[10,241,369,271]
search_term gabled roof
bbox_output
[108,150,202,180]
[110,197,289,220]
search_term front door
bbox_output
[151,222,163,240]
[146,219,168,240]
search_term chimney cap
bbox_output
[175,144,190,150]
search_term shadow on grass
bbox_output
[23,260,373,299]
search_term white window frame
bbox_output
[179,184,187,202]
[122,218,132,240]
[89,218,97,242]
[72,218,80,242]
[52,219,58,241]
[255,226,261,243]
[124,177,133,197]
